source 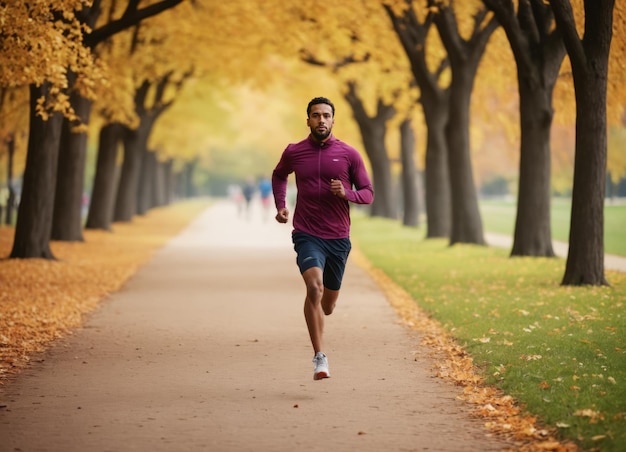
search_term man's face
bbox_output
[307,103,334,141]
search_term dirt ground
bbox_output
[0,200,516,452]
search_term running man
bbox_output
[272,96,374,380]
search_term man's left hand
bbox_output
[330,179,346,199]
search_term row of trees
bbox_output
[0,0,624,286]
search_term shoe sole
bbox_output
[314,372,330,380]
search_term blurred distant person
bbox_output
[272,96,374,380]
[258,176,272,221]
[228,184,244,216]
[242,178,256,220]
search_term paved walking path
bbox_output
[485,233,626,273]
[0,201,514,452]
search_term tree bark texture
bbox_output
[51,90,92,241]
[513,86,556,256]
[422,102,451,238]
[399,117,420,227]
[137,149,156,215]
[445,72,485,245]
[550,0,614,285]
[85,123,122,231]
[114,121,152,222]
[10,84,63,259]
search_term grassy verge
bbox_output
[352,216,626,451]
[479,198,626,257]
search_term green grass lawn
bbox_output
[479,198,626,257]
[351,215,626,451]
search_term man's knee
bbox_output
[303,269,324,303]
[306,283,324,303]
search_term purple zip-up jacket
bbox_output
[272,134,374,239]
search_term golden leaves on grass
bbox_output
[0,200,209,384]
[351,248,579,452]
[573,409,604,423]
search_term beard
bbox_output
[310,126,331,142]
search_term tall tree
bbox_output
[344,81,399,219]
[84,123,122,230]
[384,1,453,238]
[135,72,189,216]
[114,77,175,222]
[549,0,614,286]
[11,85,64,258]
[298,51,402,220]
[52,0,184,242]
[483,0,566,257]
[429,0,498,245]
[2,0,98,259]
[399,115,421,226]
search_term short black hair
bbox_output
[307,97,335,117]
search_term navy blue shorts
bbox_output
[292,232,352,291]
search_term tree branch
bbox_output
[85,0,184,48]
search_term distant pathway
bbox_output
[485,233,626,273]
[0,200,514,452]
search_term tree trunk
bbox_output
[433,3,498,245]
[383,3,451,237]
[153,158,168,207]
[445,71,485,245]
[51,89,92,241]
[423,103,451,238]
[85,123,122,231]
[399,117,420,227]
[551,0,614,285]
[163,158,175,204]
[512,81,556,256]
[137,149,156,215]
[4,133,17,225]
[344,83,397,219]
[54,0,184,231]
[363,125,396,219]
[10,84,63,259]
[114,121,151,222]
[114,75,179,221]
[483,0,565,256]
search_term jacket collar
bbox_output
[308,134,336,148]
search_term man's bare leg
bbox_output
[302,267,325,353]
[302,267,340,380]
[302,268,341,353]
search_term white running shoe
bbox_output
[312,352,330,380]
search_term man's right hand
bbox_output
[275,208,289,224]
